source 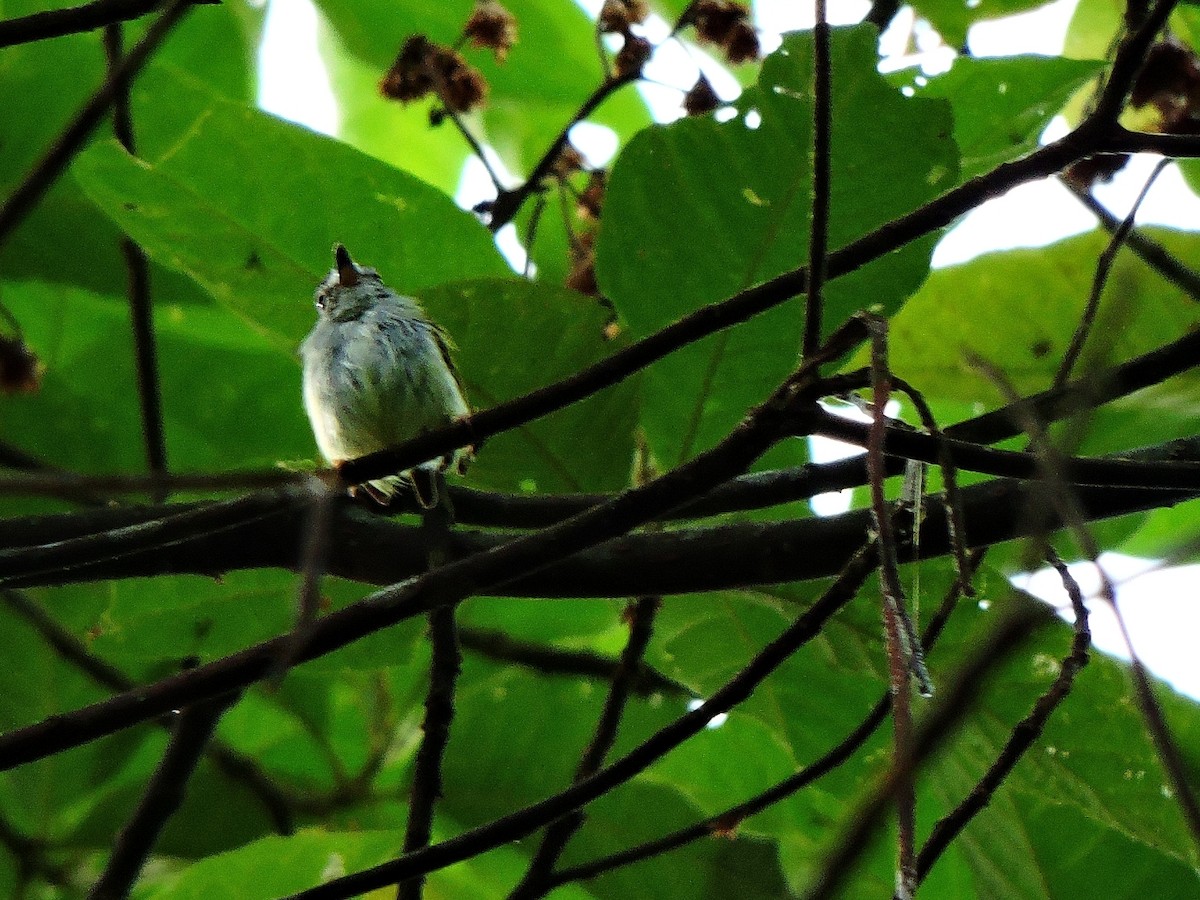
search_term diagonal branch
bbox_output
[282,541,883,900]
[0,0,212,48]
[0,0,195,248]
[0,325,866,771]
[86,690,240,899]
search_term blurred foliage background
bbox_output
[2,0,1200,897]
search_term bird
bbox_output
[300,244,470,508]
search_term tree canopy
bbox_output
[2,0,1200,898]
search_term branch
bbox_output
[1064,182,1200,300]
[802,0,832,360]
[0,326,866,770]
[0,588,296,834]
[86,690,240,899]
[399,489,462,900]
[7,437,1200,596]
[508,596,661,897]
[1090,0,1180,123]
[340,122,1115,493]
[0,0,212,48]
[1054,159,1167,388]
[457,626,687,697]
[282,542,882,899]
[912,550,1091,886]
[800,604,1049,900]
[547,551,984,889]
[103,23,170,493]
[0,0,195,248]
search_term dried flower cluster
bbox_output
[687,0,759,64]
[380,2,516,113]
[1070,38,1200,187]
[464,0,518,61]
[683,73,720,115]
[598,0,649,34]
[381,35,488,112]
[1130,39,1200,134]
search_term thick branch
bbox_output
[6,436,1200,595]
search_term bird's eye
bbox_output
[315,292,328,310]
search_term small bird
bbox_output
[300,244,470,508]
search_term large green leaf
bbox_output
[73,66,509,350]
[879,228,1200,455]
[0,4,255,301]
[420,278,641,493]
[0,279,312,473]
[597,26,958,465]
[902,55,1103,181]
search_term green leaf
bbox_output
[73,65,509,350]
[902,55,1103,181]
[597,26,958,465]
[0,279,313,473]
[876,228,1200,455]
[419,278,641,493]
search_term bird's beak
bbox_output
[334,244,359,287]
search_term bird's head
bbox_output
[314,244,387,321]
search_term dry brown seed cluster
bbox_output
[688,0,760,64]
[1131,39,1200,135]
[381,36,489,112]
[599,0,650,34]
[683,73,720,115]
[464,0,518,61]
[615,34,653,78]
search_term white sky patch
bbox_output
[257,0,338,135]
[1017,555,1200,700]
[808,399,900,517]
[968,0,1080,57]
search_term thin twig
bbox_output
[863,319,932,695]
[800,604,1050,900]
[802,0,832,360]
[274,480,337,681]
[862,318,919,899]
[545,551,985,890]
[458,626,687,697]
[508,596,662,898]
[969,351,1200,853]
[87,690,240,899]
[911,549,1090,888]
[1054,159,1168,388]
[1064,180,1200,300]
[103,22,169,496]
[441,104,505,193]
[0,0,195,248]
[889,376,973,597]
[487,69,639,230]
[399,476,462,900]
